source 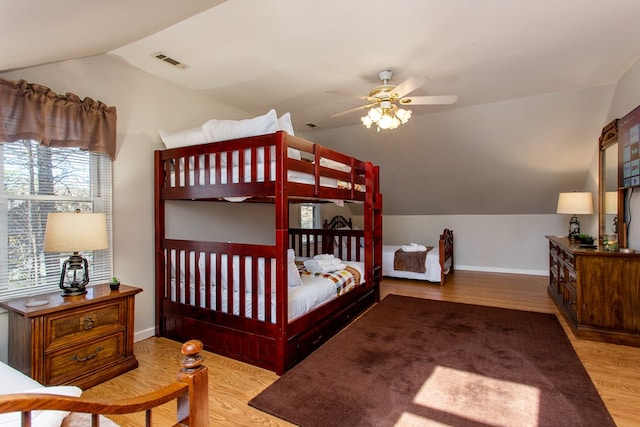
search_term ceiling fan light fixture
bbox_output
[334,69,456,129]
[361,105,411,131]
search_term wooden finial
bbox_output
[180,339,204,372]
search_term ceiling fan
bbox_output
[328,70,457,130]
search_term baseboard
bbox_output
[455,265,548,277]
[134,327,156,343]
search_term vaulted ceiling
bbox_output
[3,0,640,214]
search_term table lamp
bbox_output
[557,192,593,239]
[44,211,108,296]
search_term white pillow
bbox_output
[0,385,82,427]
[277,112,295,135]
[277,112,301,160]
[159,110,302,161]
[158,125,207,149]
[287,249,302,287]
[203,109,278,143]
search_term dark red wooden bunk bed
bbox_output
[154,131,382,374]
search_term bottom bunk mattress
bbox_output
[382,244,448,282]
[168,254,365,322]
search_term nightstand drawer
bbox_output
[45,301,125,350]
[44,332,125,386]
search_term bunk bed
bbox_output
[323,216,454,285]
[154,130,383,375]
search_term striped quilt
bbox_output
[302,265,361,296]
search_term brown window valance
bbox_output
[0,78,117,159]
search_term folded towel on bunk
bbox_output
[304,257,346,274]
[401,242,428,252]
[313,254,335,260]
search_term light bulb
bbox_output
[378,113,394,129]
[361,115,373,128]
[368,107,382,122]
[396,108,412,124]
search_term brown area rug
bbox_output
[249,295,615,427]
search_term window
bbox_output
[0,141,112,300]
[299,203,320,248]
[300,203,320,230]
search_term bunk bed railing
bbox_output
[155,131,369,202]
[160,239,283,326]
[288,228,365,262]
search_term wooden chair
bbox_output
[0,339,209,427]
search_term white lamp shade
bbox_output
[605,191,618,214]
[44,212,108,252]
[556,192,594,215]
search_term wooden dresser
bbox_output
[0,284,142,389]
[546,235,640,347]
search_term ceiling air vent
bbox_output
[152,52,190,70]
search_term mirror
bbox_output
[598,120,619,240]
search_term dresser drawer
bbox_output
[560,250,576,271]
[44,332,125,386]
[562,283,577,319]
[296,318,333,361]
[44,301,125,350]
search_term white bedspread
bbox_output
[170,259,365,323]
[382,244,445,282]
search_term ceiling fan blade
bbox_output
[398,95,458,105]
[330,103,376,118]
[390,76,428,99]
[326,90,370,101]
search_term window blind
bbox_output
[0,141,112,301]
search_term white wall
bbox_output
[351,214,576,276]
[166,201,276,244]
[0,54,251,360]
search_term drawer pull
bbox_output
[83,316,96,330]
[71,346,103,363]
[311,335,323,346]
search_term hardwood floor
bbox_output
[83,271,640,426]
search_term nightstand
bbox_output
[0,284,142,389]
